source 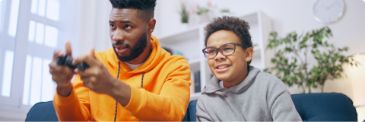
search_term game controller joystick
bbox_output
[57,55,89,71]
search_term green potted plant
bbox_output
[195,5,209,16]
[266,27,356,93]
[179,3,189,24]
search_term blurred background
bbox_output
[0,0,364,120]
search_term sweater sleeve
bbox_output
[53,76,91,121]
[124,58,191,120]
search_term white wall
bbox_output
[155,0,365,54]
[76,0,112,56]
[84,0,365,55]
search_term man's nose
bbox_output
[112,29,125,41]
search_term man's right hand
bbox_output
[49,42,74,96]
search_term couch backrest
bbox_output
[183,92,357,121]
[183,99,197,121]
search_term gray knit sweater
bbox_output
[196,66,302,121]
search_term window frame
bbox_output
[0,0,81,120]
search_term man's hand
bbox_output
[74,50,118,94]
[74,49,131,106]
[49,42,74,96]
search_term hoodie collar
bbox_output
[202,66,260,96]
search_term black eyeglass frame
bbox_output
[202,42,242,59]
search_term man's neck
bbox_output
[125,62,141,70]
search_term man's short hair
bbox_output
[109,0,156,19]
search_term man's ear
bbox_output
[244,47,253,62]
[147,18,156,33]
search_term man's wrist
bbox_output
[110,79,131,106]
[56,83,73,97]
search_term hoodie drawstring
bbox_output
[114,62,145,121]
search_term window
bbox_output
[0,0,80,117]
[0,0,6,33]
[0,0,18,101]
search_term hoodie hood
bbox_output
[202,66,260,96]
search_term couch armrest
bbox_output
[25,101,58,121]
[292,92,357,121]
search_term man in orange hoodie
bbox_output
[48,0,191,121]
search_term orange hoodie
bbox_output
[53,37,191,121]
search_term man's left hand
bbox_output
[74,49,131,106]
[74,49,118,95]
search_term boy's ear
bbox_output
[244,47,253,62]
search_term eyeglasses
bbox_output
[202,43,242,59]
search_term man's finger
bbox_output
[49,62,62,72]
[83,77,96,84]
[77,66,98,78]
[65,41,72,55]
[90,49,97,59]
[80,75,96,85]
[82,50,99,66]
[83,80,94,89]
[73,55,87,65]
[77,66,96,77]
[52,50,62,61]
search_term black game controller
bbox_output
[57,55,89,71]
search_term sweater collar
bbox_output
[202,66,260,95]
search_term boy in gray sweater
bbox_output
[197,16,302,121]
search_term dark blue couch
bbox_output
[26,92,357,121]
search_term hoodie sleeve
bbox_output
[53,76,91,121]
[268,78,302,121]
[124,57,191,120]
[270,91,302,121]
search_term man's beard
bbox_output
[112,33,148,62]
